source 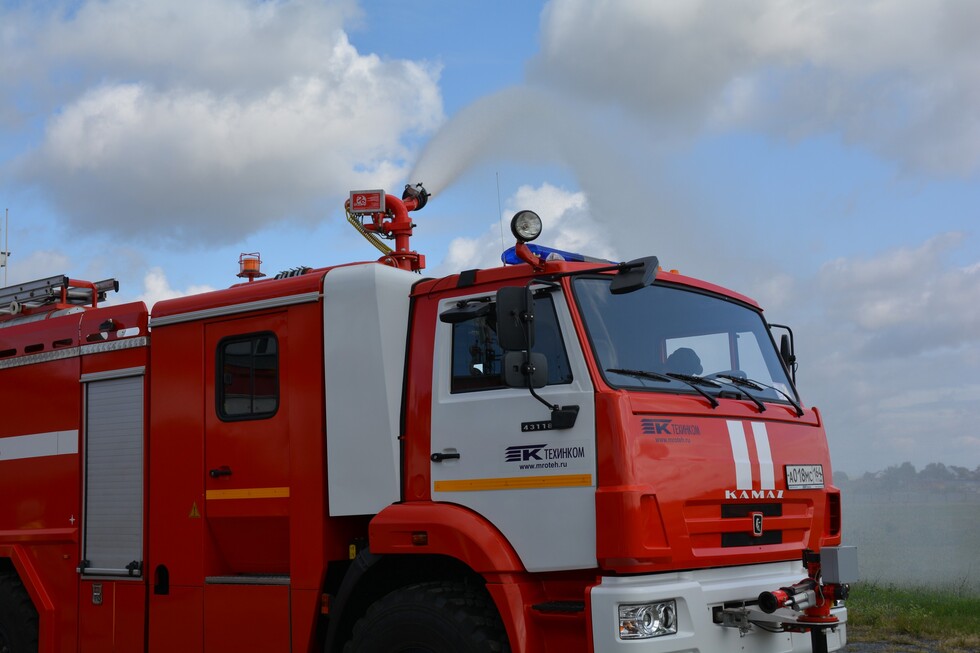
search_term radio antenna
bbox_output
[2,208,9,287]
[496,172,505,265]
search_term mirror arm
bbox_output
[527,382,556,412]
[521,354,579,429]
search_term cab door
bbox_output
[429,288,596,572]
[202,313,291,651]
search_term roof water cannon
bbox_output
[346,183,429,272]
[756,548,855,653]
[758,578,818,614]
[715,547,856,653]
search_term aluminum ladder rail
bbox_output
[0,275,118,315]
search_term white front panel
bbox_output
[590,562,848,652]
[430,289,596,572]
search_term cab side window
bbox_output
[451,295,572,393]
[217,332,279,420]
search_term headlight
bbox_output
[618,600,677,639]
[510,210,542,242]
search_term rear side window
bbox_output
[451,294,572,393]
[217,332,279,420]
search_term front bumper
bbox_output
[590,561,847,652]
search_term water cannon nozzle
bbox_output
[403,183,429,211]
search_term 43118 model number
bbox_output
[521,421,553,432]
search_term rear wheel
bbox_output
[344,581,509,653]
[0,574,38,653]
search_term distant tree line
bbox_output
[834,462,980,500]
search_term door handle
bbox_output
[430,452,461,463]
[209,466,232,478]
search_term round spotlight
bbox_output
[510,210,542,242]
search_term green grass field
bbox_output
[846,583,980,652]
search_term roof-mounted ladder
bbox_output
[0,275,119,316]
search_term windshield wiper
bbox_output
[607,368,718,408]
[662,372,720,409]
[706,376,767,413]
[606,368,671,383]
[715,374,804,417]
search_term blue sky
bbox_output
[2,0,979,473]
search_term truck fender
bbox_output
[369,502,524,573]
[0,544,55,652]
[322,550,380,653]
[322,504,529,652]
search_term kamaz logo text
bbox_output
[725,489,784,500]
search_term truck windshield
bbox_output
[572,277,798,405]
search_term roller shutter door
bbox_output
[82,374,144,576]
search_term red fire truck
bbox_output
[0,186,855,652]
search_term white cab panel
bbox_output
[430,289,597,572]
[324,264,416,516]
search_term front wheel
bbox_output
[344,581,509,653]
[0,573,39,653]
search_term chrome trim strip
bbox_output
[80,365,146,383]
[0,337,148,370]
[205,575,290,586]
[80,336,149,356]
[149,291,321,327]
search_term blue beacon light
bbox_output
[501,243,616,265]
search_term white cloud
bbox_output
[1,0,360,96]
[817,233,980,354]
[749,272,797,312]
[137,267,215,309]
[768,233,980,472]
[2,0,443,245]
[435,183,615,276]
[533,0,980,176]
[3,249,71,286]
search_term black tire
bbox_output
[344,581,510,653]
[0,573,39,653]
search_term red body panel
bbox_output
[1,256,842,653]
[0,301,148,653]
[204,584,290,651]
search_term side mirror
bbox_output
[780,334,796,368]
[503,351,548,389]
[496,286,534,351]
[610,256,659,295]
[770,323,798,384]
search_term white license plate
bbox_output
[785,464,824,489]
